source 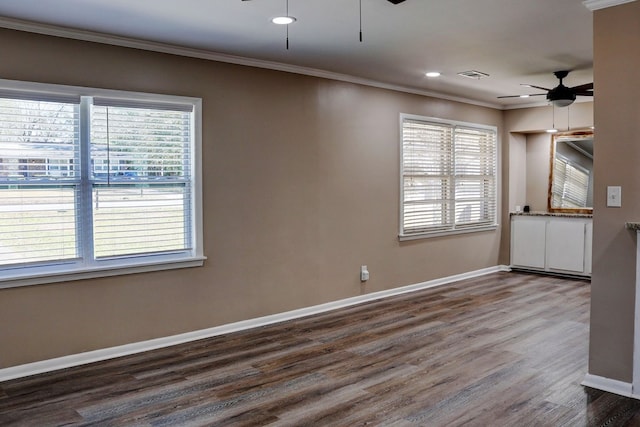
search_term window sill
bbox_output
[399,224,498,241]
[0,256,207,289]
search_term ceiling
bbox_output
[0,0,595,109]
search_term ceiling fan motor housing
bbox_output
[547,84,576,105]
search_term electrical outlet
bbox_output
[360,265,369,282]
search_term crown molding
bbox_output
[583,0,637,11]
[0,17,504,110]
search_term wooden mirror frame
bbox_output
[547,130,594,215]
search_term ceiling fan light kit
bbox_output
[551,98,575,108]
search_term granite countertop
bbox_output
[511,211,593,218]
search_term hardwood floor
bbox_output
[2,271,640,426]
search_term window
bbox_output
[552,153,589,208]
[0,81,203,287]
[400,114,497,238]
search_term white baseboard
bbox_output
[0,265,510,382]
[582,373,634,398]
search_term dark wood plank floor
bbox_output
[2,271,640,426]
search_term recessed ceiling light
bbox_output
[425,72,441,78]
[272,16,296,25]
[546,128,558,133]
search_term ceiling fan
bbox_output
[499,71,593,107]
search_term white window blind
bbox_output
[400,116,497,237]
[0,97,80,266]
[90,105,192,258]
[552,154,589,208]
[453,126,498,228]
[0,83,202,286]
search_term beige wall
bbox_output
[506,132,552,213]
[525,133,552,212]
[588,1,640,382]
[508,133,527,212]
[0,29,504,368]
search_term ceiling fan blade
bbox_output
[571,82,594,91]
[574,91,594,96]
[497,93,546,99]
[521,84,551,91]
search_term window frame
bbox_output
[0,79,204,289]
[399,113,498,240]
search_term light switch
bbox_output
[607,186,622,207]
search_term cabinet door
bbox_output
[511,218,546,269]
[546,220,586,273]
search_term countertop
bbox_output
[510,211,593,218]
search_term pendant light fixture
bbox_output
[271,0,295,49]
[269,0,364,48]
[359,0,363,42]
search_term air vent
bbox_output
[457,70,490,79]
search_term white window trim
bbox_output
[398,224,498,241]
[398,113,499,241]
[0,79,205,289]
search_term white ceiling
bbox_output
[0,0,595,109]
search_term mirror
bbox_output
[548,130,594,214]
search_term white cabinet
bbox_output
[511,217,546,269]
[511,215,592,276]
[546,220,586,273]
